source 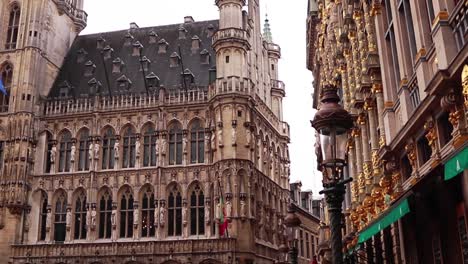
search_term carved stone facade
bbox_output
[308,0,468,262]
[0,1,291,263]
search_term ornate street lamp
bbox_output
[312,84,353,264]
[284,203,301,264]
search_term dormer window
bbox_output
[103,45,114,60]
[170,52,180,68]
[88,78,102,95]
[178,26,187,39]
[132,41,143,57]
[182,69,195,86]
[139,56,151,72]
[117,75,132,91]
[76,48,88,64]
[124,32,134,46]
[148,30,158,44]
[191,35,201,52]
[207,24,215,38]
[146,72,160,89]
[84,61,96,77]
[112,58,125,74]
[58,81,72,98]
[97,36,106,50]
[200,49,210,65]
[158,39,169,54]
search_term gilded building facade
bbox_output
[0,0,292,263]
[308,0,468,262]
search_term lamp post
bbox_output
[284,203,301,264]
[311,84,353,264]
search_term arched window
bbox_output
[190,120,205,164]
[53,191,67,242]
[141,186,155,237]
[169,123,183,165]
[190,184,205,236]
[102,128,115,170]
[143,126,157,167]
[73,190,87,240]
[45,135,54,174]
[98,189,112,239]
[38,191,48,241]
[5,4,20,50]
[0,64,12,112]
[78,129,91,171]
[168,186,182,236]
[119,187,134,238]
[58,131,72,172]
[122,127,136,168]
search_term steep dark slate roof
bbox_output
[49,20,219,98]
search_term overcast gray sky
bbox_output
[82,0,321,195]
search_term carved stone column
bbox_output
[373,83,387,148]
[358,114,372,192]
[353,128,365,196]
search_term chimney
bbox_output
[130,22,139,29]
[184,16,195,23]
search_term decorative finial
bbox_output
[263,13,273,43]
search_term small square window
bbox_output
[27,94,31,101]
[237,110,242,117]
[226,56,230,63]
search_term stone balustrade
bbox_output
[43,89,208,116]
[271,79,285,91]
[11,238,236,262]
[53,0,87,31]
[211,76,255,97]
[212,28,249,47]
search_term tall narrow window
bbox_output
[119,187,134,238]
[73,190,87,240]
[0,141,4,170]
[141,186,155,237]
[143,126,157,167]
[78,129,91,171]
[58,131,72,172]
[53,192,67,242]
[398,0,417,66]
[45,133,53,173]
[383,1,401,91]
[190,184,205,236]
[0,64,12,112]
[39,192,48,241]
[169,123,183,165]
[190,120,205,164]
[5,5,20,50]
[168,186,182,236]
[98,189,112,239]
[122,127,136,168]
[102,128,115,170]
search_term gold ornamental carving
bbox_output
[358,172,365,194]
[424,120,438,154]
[357,114,367,125]
[405,143,417,171]
[363,162,373,185]
[449,110,462,128]
[462,64,468,108]
[391,171,403,200]
[372,150,382,176]
[371,185,384,214]
[372,83,383,94]
[363,195,375,221]
[379,176,393,207]
[379,135,386,148]
[352,127,361,138]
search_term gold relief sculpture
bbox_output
[352,127,361,138]
[424,121,438,154]
[449,109,462,128]
[372,151,382,176]
[358,172,366,194]
[364,99,375,111]
[371,186,384,214]
[463,64,468,108]
[379,176,392,208]
[357,114,367,125]
[350,210,359,230]
[363,162,373,185]
[370,2,381,16]
[372,83,383,94]
[379,135,386,148]
[405,143,417,171]
[391,171,402,200]
[363,195,375,220]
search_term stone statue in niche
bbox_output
[183,136,188,153]
[111,207,117,227]
[66,208,72,227]
[93,143,100,160]
[161,138,167,155]
[217,128,224,147]
[246,128,252,147]
[91,207,97,227]
[226,200,232,218]
[114,141,120,159]
[155,138,160,156]
[133,208,139,227]
[159,203,166,227]
[263,145,268,164]
[154,204,159,227]
[211,132,216,150]
[231,127,237,146]
[50,145,57,163]
[215,200,221,221]
[135,138,141,158]
[182,204,188,225]
[46,208,52,231]
[240,199,247,218]
[88,142,94,161]
[70,144,76,162]
[205,134,210,151]
[205,203,211,223]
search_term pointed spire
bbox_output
[263,14,273,43]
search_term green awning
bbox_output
[444,147,468,181]
[358,199,410,244]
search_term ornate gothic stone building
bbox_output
[0,0,291,263]
[308,0,468,263]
